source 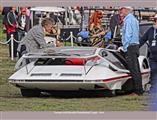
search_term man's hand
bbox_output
[56,40,64,47]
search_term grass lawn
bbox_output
[0,15,149,111]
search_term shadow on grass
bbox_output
[37,90,133,99]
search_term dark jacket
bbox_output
[2,7,11,25]
[17,15,30,32]
[140,27,157,61]
[110,14,119,35]
[6,11,18,33]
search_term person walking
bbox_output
[120,6,143,95]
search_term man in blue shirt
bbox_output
[120,6,143,95]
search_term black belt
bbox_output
[129,43,139,46]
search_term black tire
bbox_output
[21,89,40,97]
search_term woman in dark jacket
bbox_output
[6,6,18,57]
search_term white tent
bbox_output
[30,7,66,27]
[30,7,65,13]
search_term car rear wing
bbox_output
[15,52,100,75]
[15,49,130,74]
[22,52,96,59]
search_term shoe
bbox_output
[134,89,144,96]
[128,92,142,96]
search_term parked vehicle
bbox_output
[9,47,150,97]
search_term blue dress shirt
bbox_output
[122,13,139,52]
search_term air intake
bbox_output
[31,73,52,76]
[60,73,82,77]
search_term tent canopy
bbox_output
[30,7,65,12]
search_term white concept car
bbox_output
[9,47,150,97]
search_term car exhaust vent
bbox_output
[60,73,82,77]
[31,73,52,76]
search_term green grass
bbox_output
[0,15,6,40]
[0,15,149,111]
[0,96,148,111]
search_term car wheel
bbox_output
[21,89,41,97]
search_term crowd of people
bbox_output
[0,6,157,100]
[1,7,31,57]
